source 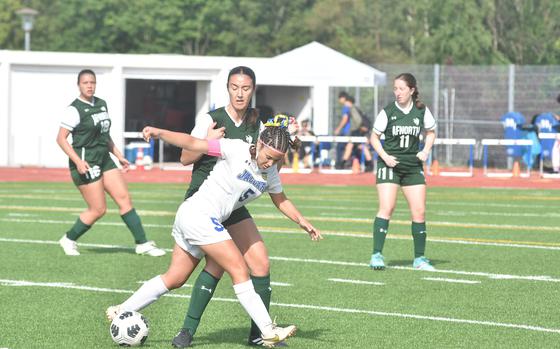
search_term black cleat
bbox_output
[172,329,193,348]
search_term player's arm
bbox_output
[180,114,215,165]
[56,127,89,174]
[143,124,224,156]
[269,191,322,241]
[107,136,130,171]
[417,107,437,161]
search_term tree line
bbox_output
[1,0,559,65]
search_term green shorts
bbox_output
[375,161,426,186]
[69,151,117,186]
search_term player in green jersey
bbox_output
[172,66,281,348]
[369,73,436,271]
[56,69,165,257]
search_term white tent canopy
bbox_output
[0,41,386,167]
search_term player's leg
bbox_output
[59,179,106,255]
[369,177,399,269]
[402,183,434,271]
[228,218,272,345]
[200,240,295,346]
[107,244,200,320]
[177,207,256,340]
[103,168,165,256]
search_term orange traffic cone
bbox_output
[431,159,440,176]
[135,147,145,171]
[512,160,520,177]
[352,158,360,174]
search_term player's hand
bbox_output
[416,150,429,162]
[119,157,130,172]
[207,122,225,140]
[382,155,399,168]
[298,217,323,241]
[76,160,90,175]
[142,126,161,142]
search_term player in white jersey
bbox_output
[106,123,322,347]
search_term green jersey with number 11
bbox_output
[373,101,436,168]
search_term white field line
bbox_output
[1,237,558,283]
[328,278,385,286]
[422,277,481,284]
[0,278,559,334]
[2,216,560,251]
[4,192,559,212]
[2,204,560,233]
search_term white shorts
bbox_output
[171,201,232,259]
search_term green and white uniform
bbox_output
[373,101,436,186]
[60,97,116,186]
[185,107,262,226]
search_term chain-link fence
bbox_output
[330,64,560,169]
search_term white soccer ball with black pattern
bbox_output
[109,310,149,346]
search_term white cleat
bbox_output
[135,241,166,257]
[106,305,121,321]
[261,325,296,348]
[59,235,80,256]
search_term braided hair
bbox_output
[259,125,301,154]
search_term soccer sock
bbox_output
[183,270,220,335]
[233,280,273,336]
[65,218,91,241]
[412,221,427,258]
[249,275,271,338]
[373,217,389,254]
[121,275,169,312]
[121,208,148,244]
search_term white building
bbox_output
[0,41,385,167]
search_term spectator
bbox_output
[334,91,352,169]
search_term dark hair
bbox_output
[227,66,256,88]
[259,125,300,154]
[395,73,425,109]
[77,69,96,84]
[227,66,258,126]
[338,91,350,100]
[347,95,355,103]
[556,93,560,104]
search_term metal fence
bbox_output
[330,64,560,168]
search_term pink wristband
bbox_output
[207,139,222,157]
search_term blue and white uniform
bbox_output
[172,138,282,258]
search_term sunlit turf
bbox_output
[1,182,559,348]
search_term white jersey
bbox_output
[172,138,282,258]
[188,138,282,221]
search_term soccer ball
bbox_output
[109,310,149,346]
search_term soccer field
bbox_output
[1,181,559,348]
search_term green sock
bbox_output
[183,270,220,336]
[412,221,427,258]
[249,275,271,338]
[373,217,389,254]
[65,218,91,241]
[121,208,147,244]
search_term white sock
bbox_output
[121,275,169,311]
[233,280,273,336]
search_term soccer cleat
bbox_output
[59,235,80,256]
[369,252,385,270]
[261,325,296,348]
[135,241,166,257]
[106,305,121,321]
[413,256,436,271]
[171,329,193,348]
[248,336,288,347]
